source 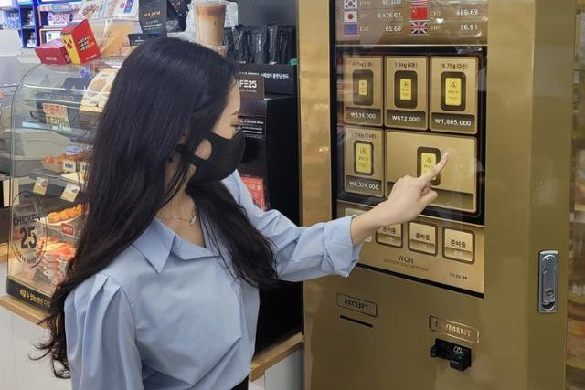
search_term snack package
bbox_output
[90,19,135,56]
[248,26,268,64]
[267,24,279,65]
[112,0,138,18]
[77,0,106,20]
[231,24,249,63]
[139,0,166,36]
[80,68,118,112]
[61,19,101,64]
[277,26,295,65]
[35,39,71,65]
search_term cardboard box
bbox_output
[61,19,101,64]
[35,39,71,65]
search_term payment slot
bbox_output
[344,126,385,197]
[385,56,428,131]
[430,56,479,134]
[344,56,384,127]
[336,201,484,294]
[386,130,478,214]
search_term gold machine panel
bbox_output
[338,46,485,293]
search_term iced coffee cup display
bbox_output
[195,0,228,48]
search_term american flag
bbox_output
[410,21,429,35]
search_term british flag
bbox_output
[410,20,429,35]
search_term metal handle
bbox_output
[538,250,558,313]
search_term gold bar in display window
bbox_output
[344,56,384,126]
[344,126,385,197]
[385,56,428,131]
[430,56,479,134]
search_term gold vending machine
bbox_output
[298,0,582,389]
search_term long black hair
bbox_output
[37,37,278,377]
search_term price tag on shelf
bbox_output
[62,159,77,173]
[80,161,89,178]
[60,183,80,203]
[42,103,70,131]
[60,222,75,238]
[33,176,49,196]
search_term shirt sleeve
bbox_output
[227,171,362,282]
[65,274,143,390]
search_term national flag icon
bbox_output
[344,11,357,23]
[410,20,429,35]
[344,0,357,9]
[344,24,358,35]
[410,6,428,21]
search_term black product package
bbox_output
[128,33,157,47]
[249,26,268,64]
[267,24,279,65]
[166,0,187,33]
[232,25,249,63]
[224,27,234,60]
[140,0,166,36]
[277,26,296,65]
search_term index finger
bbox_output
[417,153,449,187]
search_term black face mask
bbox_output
[176,131,246,185]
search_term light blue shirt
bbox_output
[64,171,361,390]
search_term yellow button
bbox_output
[443,228,474,262]
[399,78,412,101]
[358,79,368,96]
[355,141,373,175]
[409,222,437,255]
[377,224,402,247]
[445,77,462,107]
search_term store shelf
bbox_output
[250,332,303,381]
[29,168,83,189]
[0,296,47,326]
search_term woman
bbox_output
[38,38,448,390]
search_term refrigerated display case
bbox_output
[299,0,577,389]
[5,59,121,309]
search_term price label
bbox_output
[60,183,81,203]
[33,177,49,196]
[62,160,77,174]
[42,103,69,131]
[80,161,89,175]
[11,199,45,267]
[80,161,89,182]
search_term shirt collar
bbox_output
[132,219,175,273]
[132,218,217,273]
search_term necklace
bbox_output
[159,211,198,226]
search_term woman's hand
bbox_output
[350,153,449,246]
